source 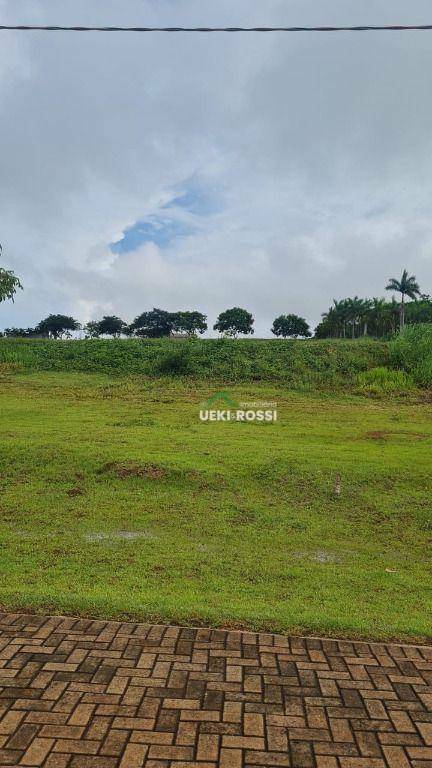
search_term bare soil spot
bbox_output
[67,487,84,497]
[97,461,167,480]
[231,509,258,525]
[364,430,389,441]
[364,430,427,442]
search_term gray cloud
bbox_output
[1,0,432,335]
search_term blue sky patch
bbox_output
[110,178,220,254]
[110,217,194,253]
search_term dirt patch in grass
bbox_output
[67,487,84,497]
[364,430,389,441]
[96,461,209,487]
[230,508,259,525]
[363,430,428,441]
[97,461,167,480]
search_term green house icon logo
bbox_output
[202,391,238,409]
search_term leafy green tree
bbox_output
[84,321,101,339]
[386,269,421,329]
[96,316,126,337]
[36,314,80,339]
[213,307,254,338]
[171,311,207,336]
[271,314,311,338]
[0,244,23,303]
[130,308,173,338]
[3,327,37,338]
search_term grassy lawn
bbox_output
[0,371,431,641]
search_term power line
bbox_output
[1,24,432,33]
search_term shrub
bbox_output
[155,346,193,376]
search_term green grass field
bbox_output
[0,370,431,641]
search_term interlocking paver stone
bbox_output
[0,615,431,767]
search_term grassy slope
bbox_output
[0,337,389,386]
[0,371,431,641]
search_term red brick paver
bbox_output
[0,614,431,767]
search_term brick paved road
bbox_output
[0,614,431,767]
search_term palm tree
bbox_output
[321,300,344,338]
[370,298,387,337]
[386,269,421,329]
[359,298,372,336]
[345,296,365,338]
[336,298,351,338]
[387,297,401,335]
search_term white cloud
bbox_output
[1,0,432,335]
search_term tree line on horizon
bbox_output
[1,250,430,340]
[0,308,312,340]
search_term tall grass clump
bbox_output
[390,324,432,387]
[355,367,414,396]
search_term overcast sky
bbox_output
[1,0,432,335]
